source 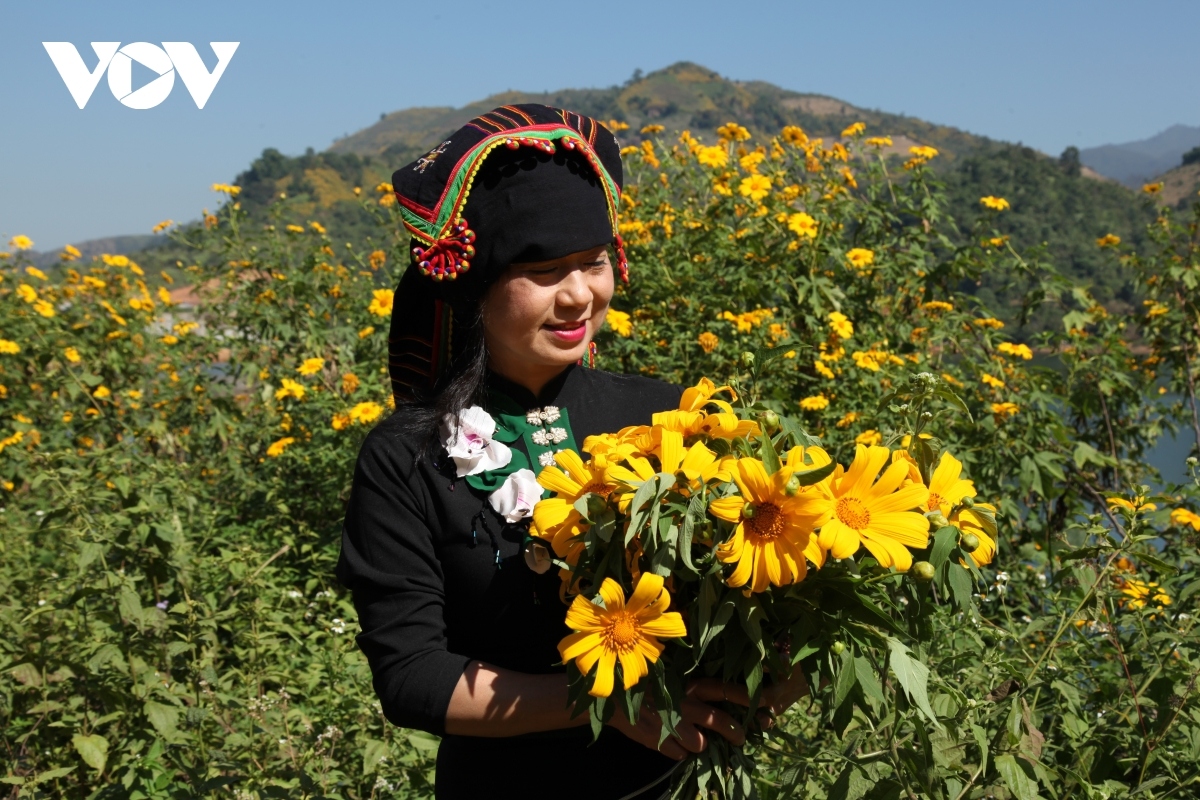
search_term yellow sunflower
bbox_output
[609,428,734,509]
[532,450,621,557]
[708,458,824,593]
[652,408,759,440]
[678,377,737,413]
[925,451,976,516]
[951,502,998,567]
[558,573,687,698]
[806,445,931,571]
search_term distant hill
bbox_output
[1080,124,1200,188]
[328,62,994,166]
[1154,161,1200,209]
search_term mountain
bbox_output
[1154,161,1200,209]
[1080,124,1200,188]
[329,62,992,165]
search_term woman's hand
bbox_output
[606,680,747,760]
[755,665,811,729]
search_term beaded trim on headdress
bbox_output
[395,123,628,284]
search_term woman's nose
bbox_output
[556,269,591,307]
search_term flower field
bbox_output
[3,121,1200,799]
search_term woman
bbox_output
[337,105,806,799]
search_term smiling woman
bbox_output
[335,105,757,800]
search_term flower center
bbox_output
[603,612,641,653]
[744,502,784,540]
[583,482,613,498]
[927,492,945,512]
[836,496,871,530]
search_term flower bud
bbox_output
[926,511,950,529]
[784,474,801,496]
[960,533,981,553]
[741,503,756,519]
[960,496,975,509]
[830,641,846,655]
[911,561,936,582]
[740,351,755,367]
[1188,457,1199,467]
[758,409,780,434]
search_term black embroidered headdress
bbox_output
[387,104,626,404]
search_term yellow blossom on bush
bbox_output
[640,140,660,169]
[266,436,295,457]
[815,360,835,379]
[1169,508,1200,530]
[152,219,173,234]
[738,174,772,201]
[620,145,640,157]
[9,235,33,250]
[865,136,893,148]
[828,311,853,340]
[800,394,829,411]
[835,411,859,429]
[1096,233,1121,247]
[991,402,1019,419]
[33,300,56,318]
[285,224,305,234]
[275,379,307,401]
[309,221,327,235]
[1120,579,1171,610]
[997,342,1033,360]
[358,326,375,338]
[17,284,37,303]
[1145,302,1168,318]
[973,317,1005,329]
[341,373,360,394]
[739,152,765,173]
[1107,497,1157,513]
[368,249,387,270]
[787,212,818,239]
[25,267,47,280]
[717,123,751,142]
[331,412,351,431]
[368,289,394,317]
[64,347,81,363]
[780,125,808,146]
[909,145,938,161]
[93,386,111,399]
[841,122,866,138]
[852,351,883,372]
[698,332,719,353]
[606,119,630,132]
[0,340,20,355]
[846,248,874,270]
[60,244,81,262]
[349,401,384,425]
[1142,182,1163,195]
[211,183,241,196]
[980,196,1010,211]
[981,373,1005,389]
[0,431,25,453]
[606,309,633,337]
[922,300,954,313]
[719,308,773,332]
[298,357,325,376]
[640,123,664,134]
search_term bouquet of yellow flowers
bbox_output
[529,371,998,799]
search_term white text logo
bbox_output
[42,42,240,109]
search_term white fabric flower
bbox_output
[488,468,541,523]
[549,426,567,444]
[542,405,561,423]
[538,450,557,467]
[531,429,552,446]
[526,410,542,425]
[439,405,512,477]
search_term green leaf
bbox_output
[759,427,782,475]
[887,638,939,726]
[995,754,1041,800]
[833,647,857,709]
[407,731,440,752]
[143,700,179,738]
[361,739,388,774]
[677,491,707,575]
[72,733,108,772]
[854,656,885,706]
[789,459,836,487]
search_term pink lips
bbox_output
[545,321,587,342]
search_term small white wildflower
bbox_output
[996,571,1010,581]
[35,510,45,516]
[287,590,302,598]
[37,599,46,606]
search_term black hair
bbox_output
[382,297,490,464]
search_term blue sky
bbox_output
[2,0,1196,250]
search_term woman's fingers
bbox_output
[683,699,746,746]
[685,677,752,707]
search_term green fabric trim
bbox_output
[462,389,576,497]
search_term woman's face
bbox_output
[481,244,614,386]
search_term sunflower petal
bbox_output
[619,648,648,690]
[590,649,617,698]
[640,611,687,639]
[626,573,666,615]
[709,495,746,523]
[596,578,626,611]
[559,631,602,662]
[868,511,931,548]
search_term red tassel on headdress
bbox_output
[412,221,476,281]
